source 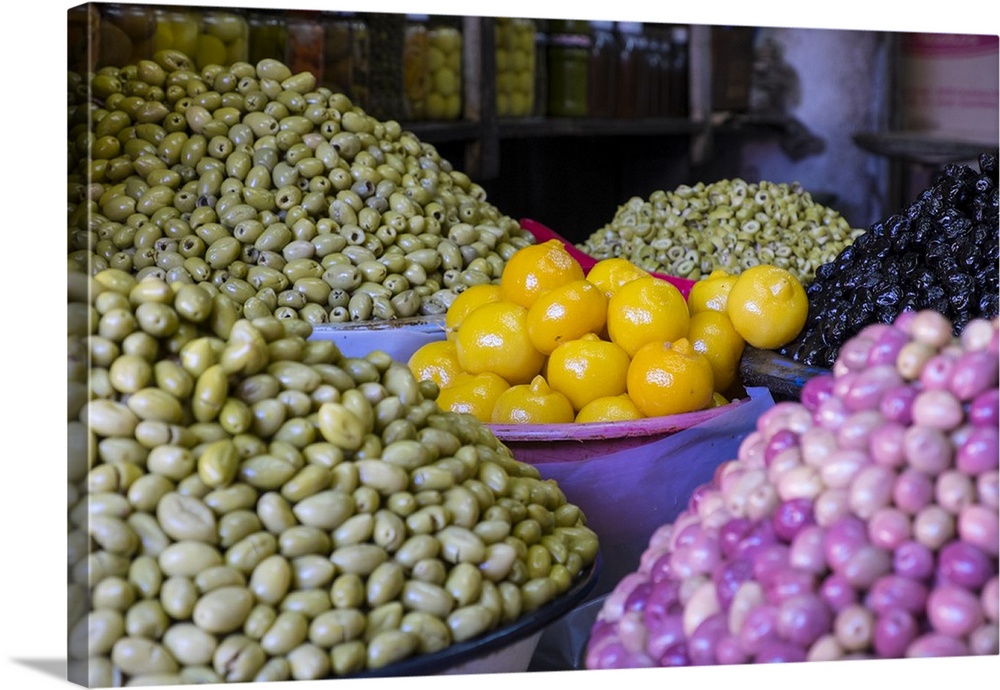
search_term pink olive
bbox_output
[892,540,935,579]
[764,568,817,605]
[903,424,954,476]
[956,425,999,475]
[867,327,910,368]
[745,483,780,522]
[896,341,936,381]
[789,524,827,574]
[976,470,998,510]
[968,624,999,656]
[892,310,917,333]
[820,572,859,612]
[712,558,754,611]
[844,365,903,412]
[948,349,999,401]
[982,576,998,622]
[616,610,649,655]
[969,388,999,428]
[892,469,935,515]
[687,613,728,665]
[837,409,886,451]
[727,580,765,635]
[771,498,815,543]
[714,633,750,664]
[880,384,918,425]
[913,504,956,550]
[873,608,919,658]
[865,574,929,615]
[776,592,832,648]
[833,603,875,651]
[926,584,985,638]
[937,541,993,589]
[919,353,957,391]
[911,389,965,431]
[848,464,896,519]
[764,429,800,466]
[754,639,807,663]
[959,318,994,352]
[867,507,912,550]
[800,374,835,412]
[909,310,954,349]
[643,610,684,661]
[958,504,999,556]
[824,515,869,570]
[737,603,780,655]
[905,632,970,658]
[934,469,976,515]
[838,336,875,373]
[814,488,852,528]
[814,395,848,431]
[839,544,892,589]
[869,422,908,468]
[806,633,845,661]
[800,425,838,468]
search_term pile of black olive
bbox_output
[781,153,999,369]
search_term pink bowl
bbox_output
[488,397,753,464]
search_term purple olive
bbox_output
[840,544,893,589]
[733,519,779,561]
[868,327,910,368]
[752,544,791,585]
[771,498,815,543]
[754,639,807,663]
[905,633,970,658]
[880,384,918,425]
[865,574,929,615]
[765,429,800,466]
[912,389,966,432]
[968,623,1000,656]
[764,568,817,605]
[588,639,655,669]
[927,584,985,637]
[643,606,684,661]
[948,349,999,401]
[738,603,780,655]
[837,337,874,373]
[969,388,999,428]
[892,540,936,580]
[815,395,849,431]
[843,365,901,412]
[776,593,832,648]
[873,608,919,658]
[819,572,859,613]
[657,641,690,667]
[957,504,999,557]
[848,464,896,520]
[977,471,999,510]
[714,633,750,665]
[718,517,753,558]
[937,541,993,589]
[956,425,999,475]
[824,514,869,570]
[624,581,652,613]
[712,558,754,611]
[643,578,682,630]
[801,374,835,412]
[687,613,728,665]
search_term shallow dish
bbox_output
[342,553,601,678]
[488,397,753,464]
[309,315,446,361]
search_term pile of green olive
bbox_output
[578,179,866,283]
[67,50,534,326]
[67,269,599,685]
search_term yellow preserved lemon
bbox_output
[626,338,715,418]
[499,239,585,309]
[545,333,630,412]
[726,264,808,349]
[490,375,575,424]
[454,300,545,385]
[606,277,690,358]
[525,279,607,355]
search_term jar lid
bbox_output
[617,22,643,34]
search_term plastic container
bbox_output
[547,19,591,117]
[495,17,537,117]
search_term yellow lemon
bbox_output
[606,277,690,358]
[586,257,650,298]
[444,283,503,341]
[454,300,545,385]
[526,279,608,355]
[490,375,575,424]
[546,333,631,411]
[435,371,510,423]
[626,338,715,417]
[687,309,746,393]
[575,395,645,423]
[727,264,809,349]
[499,239,585,309]
[687,268,738,315]
[407,340,465,390]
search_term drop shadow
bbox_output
[11,658,67,681]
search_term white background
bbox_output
[5,1,997,688]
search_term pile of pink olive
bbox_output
[586,309,998,667]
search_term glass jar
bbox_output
[547,19,591,117]
[587,20,618,118]
[426,16,463,120]
[323,13,370,109]
[153,7,247,69]
[532,22,549,117]
[67,4,99,74]
[365,12,405,121]
[246,8,288,65]
[199,9,248,67]
[285,10,325,80]
[495,17,536,118]
[97,4,158,68]
[402,14,431,120]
